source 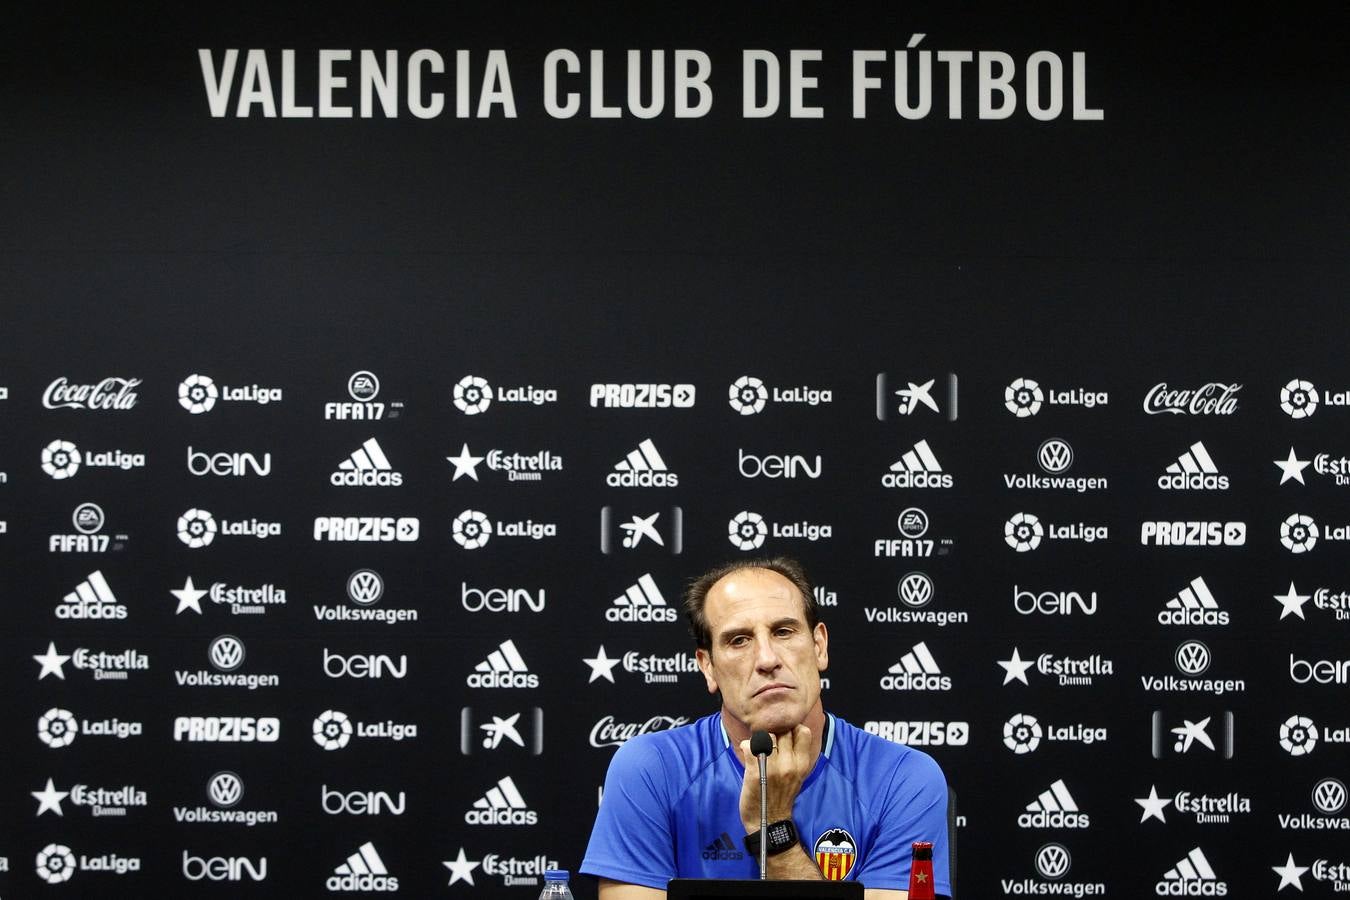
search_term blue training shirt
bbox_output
[581,712,950,894]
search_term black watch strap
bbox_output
[743,819,799,856]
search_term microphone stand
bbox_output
[758,751,768,880]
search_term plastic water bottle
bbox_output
[538,869,575,899]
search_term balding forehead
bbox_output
[707,568,803,614]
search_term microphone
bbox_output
[750,730,773,880]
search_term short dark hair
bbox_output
[684,557,819,653]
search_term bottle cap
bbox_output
[545,869,569,880]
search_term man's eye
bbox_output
[775,628,795,637]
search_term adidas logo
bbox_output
[701,832,745,861]
[607,573,677,623]
[465,776,538,825]
[466,640,538,689]
[1159,442,1229,490]
[1156,847,1228,896]
[326,842,398,892]
[58,571,125,620]
[331,438,403,487]
[880,642,951,691]
[1158,577,1230,626]
[882,440,953,489]
[1017,779,1089,828]
[607,439,677,487]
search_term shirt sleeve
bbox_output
[580,735,679,890]
[852,749,951,896]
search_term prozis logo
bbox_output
[328,842,398,892]
[462,582,546,614]
[882,440,952,489]
[452,509,557,549]
[187,445,272,477]
[1003,438,1109,492]
[322,784,407,816]
[178,373,281,413]
[330,438,403,486]
[38,708,143,748]
[312,569,420,625]
[312,516,419,542]
[467,640,538,688]
[1019,779,1089,829]
[863,720,969,747]
[1159,577,1230,626]
[1003,378,1108,417]
[1005,512,1108,551]
[42,377,140,410]
[589,382,696,409]
[172,716,280,743]
[1155,847,1227,896]
[466,776,538,825]
[35,843,141,884]
[1014,585,1099,617]
[311,710,417,750]
[739,449,822,480]
[865,572,969,627]
[41,440,145,479]
[1159,442,1230,490]
[324,370,403,420]
[880,642,951,691]
[875,507,953,558]
[1281,378,1350,419]
[174,771,279,827]
[728,375,831,414]
[177,508,281,548]
[875,373,958,421]
[461,707,545,755]
[56,571,128,620]
[727,510,832,551]
[182,851,267,882]
[35,641,148,681]
[589,714,690,748]
[1002,713,1107,754]
[608,439,679,487]
[607,573,677,623]
[1140,521,1246,548]
[33,778,148,818]
[50,502,127,553]
[1278,777,1350,831]
[1143,382,1241,416]
[447,442,563,483]
[454,375,557,413]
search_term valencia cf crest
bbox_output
[814,828,857,881]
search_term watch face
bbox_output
[769,822,792,843]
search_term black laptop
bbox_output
[667,879,863,899]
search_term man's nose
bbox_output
[753,634,781,671]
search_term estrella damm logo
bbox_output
[814,828,857,881]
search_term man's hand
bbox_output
[735,723,815,833]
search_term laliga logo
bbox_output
[178,374,219,414]
[42,440,81,479]
[37,843,77,884]
[728,511,768,550]
[453,376,492,415]
[728,376,768,415]
[178,509,218,548]
[1004,713,1042,754]
[1280,715,1318,756]
[38,707,79,748]
[1281,379,1318,419]
[1005,378,1044,417]
[453,510,493,549]
[1005,512,1044,552]
[1281,514,1319,553]
[313,710,354,750]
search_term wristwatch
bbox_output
[743,819,799,856]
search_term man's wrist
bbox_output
[743,819,800,856]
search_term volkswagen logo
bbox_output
[897,573,934,608]
[1312,777,1347,815]
[1034,843,1071,880]
[209,635,246,672]
[347,569,384,606]
[208,771,244,808]
[1037,438,1074,474]
[1174,640,1211,676]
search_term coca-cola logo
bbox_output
[589,714,690,747]
[1142,382,1241,416]
[42,377,141,410]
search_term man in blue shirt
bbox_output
[582,557,951,899]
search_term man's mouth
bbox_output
[754,683,793,697]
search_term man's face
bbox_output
[695,568,829,736]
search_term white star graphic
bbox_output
[997,647,1034,685]
[1272,852,1308,891]
[897,379,939,414]
[34,642,71,680]
[583,645,621,684]
[171,576,208,615]
[1134,785,1171,823]
[1274,582,1311,621]
[446,444,484,482]
[442,847,480,886]
[1274,447,1311,485]
[33,778,69,816]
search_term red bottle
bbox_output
[907,841,935,900]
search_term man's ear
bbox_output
[813,622,829,672]
[696,647,719,694]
